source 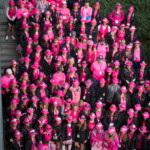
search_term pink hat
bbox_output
[39,72,45,78]
[129,81,136,87]
[129,124,137,131]
[58,30,64,35]
[43,34,49,40]
[61,47,68,53]
[143,112,149,119]
[42,97,49,103]
[56,90,64,97]
[134,104,141,111]
[113,60,120,66]
[45,11,51,15]
[73,79,80,86]
[120,24,126,28]
[116,3,122,8]
[96,100,103,107]
[130,26,136,31]
[27,108,34,113]
[138,86,144,92]
[77,42,82,48]
[11,60,18,65]
[126,44,132,49]
[139,126,148,133]
[15,110,23,116]
[85,79,93,86]
[12,88,20,94]
[145,80,150,85]
[127,108,134,115]
[31,62,40,68]
[120,86,127,93]
[21,72,29,77]
[20,81,29,88]
[94,2,101,7]
[62,1,67,5]
[82,61,88,66]
[134,40,141,45]
[65,98,72,105]
[129,6,134,11]
[120,125,128,133]
[9,79,18,84]
[38,118,46,124]
[56,56,63,61]
[21,94,29,102]
[99,78,106,84]
[9,0,15,5]
[55,7,60,11]
[140,61,147,66]
[69,16,74,21]
[88,40,94,45]
[67,116,73,122]
[74,2,79,6]
[110,104,117,112]
[14,131,22,137]
[18,1,24,6]
[55,117,62,123]
[84,102,91,111]
[35,8,41,14]
[106,67,112,72]
[35,45,42,51]
[24,56,31,62]
[82,35,88,40]
[79,115,86,122]
[10,118,18,124]
[111,26,118,31]
[29,84,37,90]
[125,61,133,66]
[23,24,30,29]
[119,103,126,110]
[45,124,53,132]
[34,23,40,28]
[112,78,119,83]
[23,118,31,124]
[63,82,70,89]
[39,82,47,88]
[91,19,97,24]
[89,113,96,119]
[31,96,39,102]
[108,126,116,134]
[27,37,33,42]
[102,18,109,23]
[112,42,119,48]
[51,1,56,5]
[52,100,59,107]
[66,36,71,41]
[27,2,33,8]
[96,122,103,129]
[29,129,37,135]
[41,108,49,114]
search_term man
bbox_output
[91,55,107,87]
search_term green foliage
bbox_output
[90,0,150,65]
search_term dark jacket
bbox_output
[125,32,138,44]
[91,9,103,25]
[25,137,39,150]
[86,25,98,42]
[128,132,138,150]
[124,12,135,27]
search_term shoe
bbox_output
[11,35,15,40]
[5,36,8,40]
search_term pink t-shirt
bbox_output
[52,72,66,85]
[1,74,15,88]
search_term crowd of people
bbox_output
[2,0,150,149]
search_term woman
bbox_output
[124,6,135,28]
[97,18,110,40]
[109,3,124,26]
[121,61,136,86]
[102,126,119,150]
[6,0,17,40]
[51,37,60,60]
[30,8,42,25]
[112,60,121,80]
[40,34,51,52]
[119,38,126,54]
[91,122,105,150]
[28,84,37,99]
[103,104,118,130]
[19,81,28,99]
[77,18,87,38]
[62,82,72,100]
[74,115,89,150]
[81,35,88,51]
[113,86,131,110]
[132,41,145,70]
[105,67,113,86]
[23,37,33,57]
[36,0,49,14]
[25,129,39,150]
[116,24,126,44]
[10,60,19,80]
[62,116,75,150]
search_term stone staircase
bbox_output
[0,7,19,74]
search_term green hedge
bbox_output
[90,0,150,65]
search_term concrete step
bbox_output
[1,43,17,49]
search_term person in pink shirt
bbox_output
[17,1,28,19]
[91,122,105,150]
[27,2,35,17]
[52,66,66,86]
[70,103,79,124]
[91,55,107,87]
[109,3,124,26]
[70,79,81,104]
[80,0,93,23]
[116,24,126,44]
[1,69,15,95]
[60,1,70,23]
